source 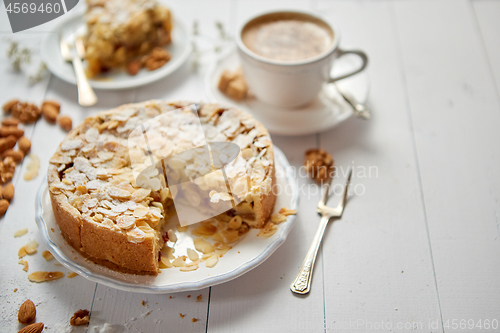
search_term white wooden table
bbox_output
[1,0,500,332]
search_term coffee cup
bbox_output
[236,10,368,108]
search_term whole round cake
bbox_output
[48,101,276,275]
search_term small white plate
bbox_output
[35,146,298,293]
[205,46,370,135]
[40,10,191,90]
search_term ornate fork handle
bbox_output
[290,214,331,294]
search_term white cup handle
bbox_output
[328,48,368,82]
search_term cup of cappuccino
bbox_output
[236,10,368,108]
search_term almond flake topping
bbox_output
[116,215,136,230]
[133,205,149,218]
[127,227,146,243]
[85,127,100,142]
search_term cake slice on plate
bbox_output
[84,0,173,77]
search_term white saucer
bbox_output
[205,46,370,135]
[40,10,191,90]
[35,146,298,294]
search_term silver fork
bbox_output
[290,169,353,295]
[60,32,97,106]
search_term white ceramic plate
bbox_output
[40,10,191,90]
[205,46,370,135]
[35,146,298,293]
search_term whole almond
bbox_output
[0,185,3,198]
[0,135,17,154]
[42,104,59,123]
[41,100,60,112]
[18,299,36,324]
[17,322,44,333]
[57,115,72,132]
[2,117,20,126]
[2,99,19,113]
[3,183,14,201]
[18,136,31,153]
[0,126,24,139]
[0,199,9,215]
[127,60,141,76]
[2,149,24,163]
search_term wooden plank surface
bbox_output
[472,0,500,99]
[319,1,443,331]
[394,0,500,330]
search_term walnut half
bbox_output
[304,149,334,183]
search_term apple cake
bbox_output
[84,0,173,77]
[47,101,276,275]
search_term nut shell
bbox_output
[0,199,9,215]
[11,103,41,123]
[17,322,44,333]
[18,299,36,324]
[127,60,141,76]
[2,99,19,113]
[41,100,60,112]
[70,309,90,326]
[0,136,17,154]
[57,115,72,132]
[2,149,24,163]
[3,183,14,201]
[18,136,31,153]
[0,126,24,139]
[42,105,59,123]
[2,117,20,126]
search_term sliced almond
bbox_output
[279,207,297,216]
[127,228,146,243]
[193,237,215,254]
[192,223,217,236]
[167,229,177,243]
[257,223,277,238]
[221,229,239,243]
[67,272,78,278]
[42,251,54,261]
[23,154,40,181]
[18,260,28,272]
[28,271,64,283]
[180,263,199,272]
[270,213,287,224]
[24,239,38,255]
[18,246,27,258]
[159,256,172,269]
[14,228,28,237]
[186,248,199,261]
[172,256,187,267]
[205,254,219,268]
